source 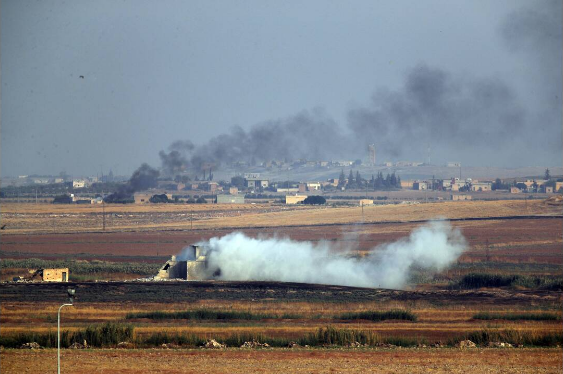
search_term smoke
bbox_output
[159,141,195,175]
[347,65,526,161]
[500,0,562,154]
[153,1,560,169]
[198,221,466,289]
[185,109,348,168]
[105,163,159,202]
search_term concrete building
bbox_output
[73,180,86,189]
[510,187,522,194]
[285,195,307,204]
[156,246,219,280]
[134,193,152,204]
[471,182,492,192]
[413,181,428,190]
[229,187,239,195]
[32,268,69,282]
[359,199,373,206]
[216,194,245,204]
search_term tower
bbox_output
[368,144,376,166]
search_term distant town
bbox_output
[1,153,561,207]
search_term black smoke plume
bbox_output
[156,2,560,168]
[105,163,160,203]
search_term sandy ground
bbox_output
[2,348,562,374]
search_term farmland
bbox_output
[1,199,562,373]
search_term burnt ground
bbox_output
[1,281,561,307]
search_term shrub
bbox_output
[302,196,326,205]
[338,309,417,322]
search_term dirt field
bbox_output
[1,199,560,234]
[2,348,562,374]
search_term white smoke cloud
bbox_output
[200,221,466,289]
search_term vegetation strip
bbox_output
[453,273,563,290]
[473,312,561,321]
[337,310,417,322]
[2,324,561,349]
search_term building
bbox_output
[298,183,307,193]
[31,268,70,282]
[447,162,461,167]
[451,194,472,201]
[400,180,414,189]
[306,182,321,191]
[246,177,269,189]
[216,194,245,204]
[542,186,554,193]
[276,187,299,193]
[155,246,219,280]
[359,199,373,206]
[229,187,239,195]
[285,195,307,204]
[510,187,522,194]
[471,182,492,192]
[134,193,152,204]
[368,144,376,165]
[413,181,428,190]
[72,180,87,188]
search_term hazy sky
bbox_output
[1,0,561,176]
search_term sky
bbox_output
[1,0,561,177]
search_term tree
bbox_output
[231,176,246,189]
[196,196,207,204]
[338,169,346,187]
[355,171,362,187]
[149,194,171,203]
[303,195,326,205]
[53,194,72,204]
[545,168,551,180]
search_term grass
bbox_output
[473,312,561,321]
[337,309,417,322]
[0,322,133,348]
[460,328,563,347]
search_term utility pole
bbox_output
[102,190,106,231]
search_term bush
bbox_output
[338,310,417,322]
[302,196,326,205]
[195,197,207,204]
